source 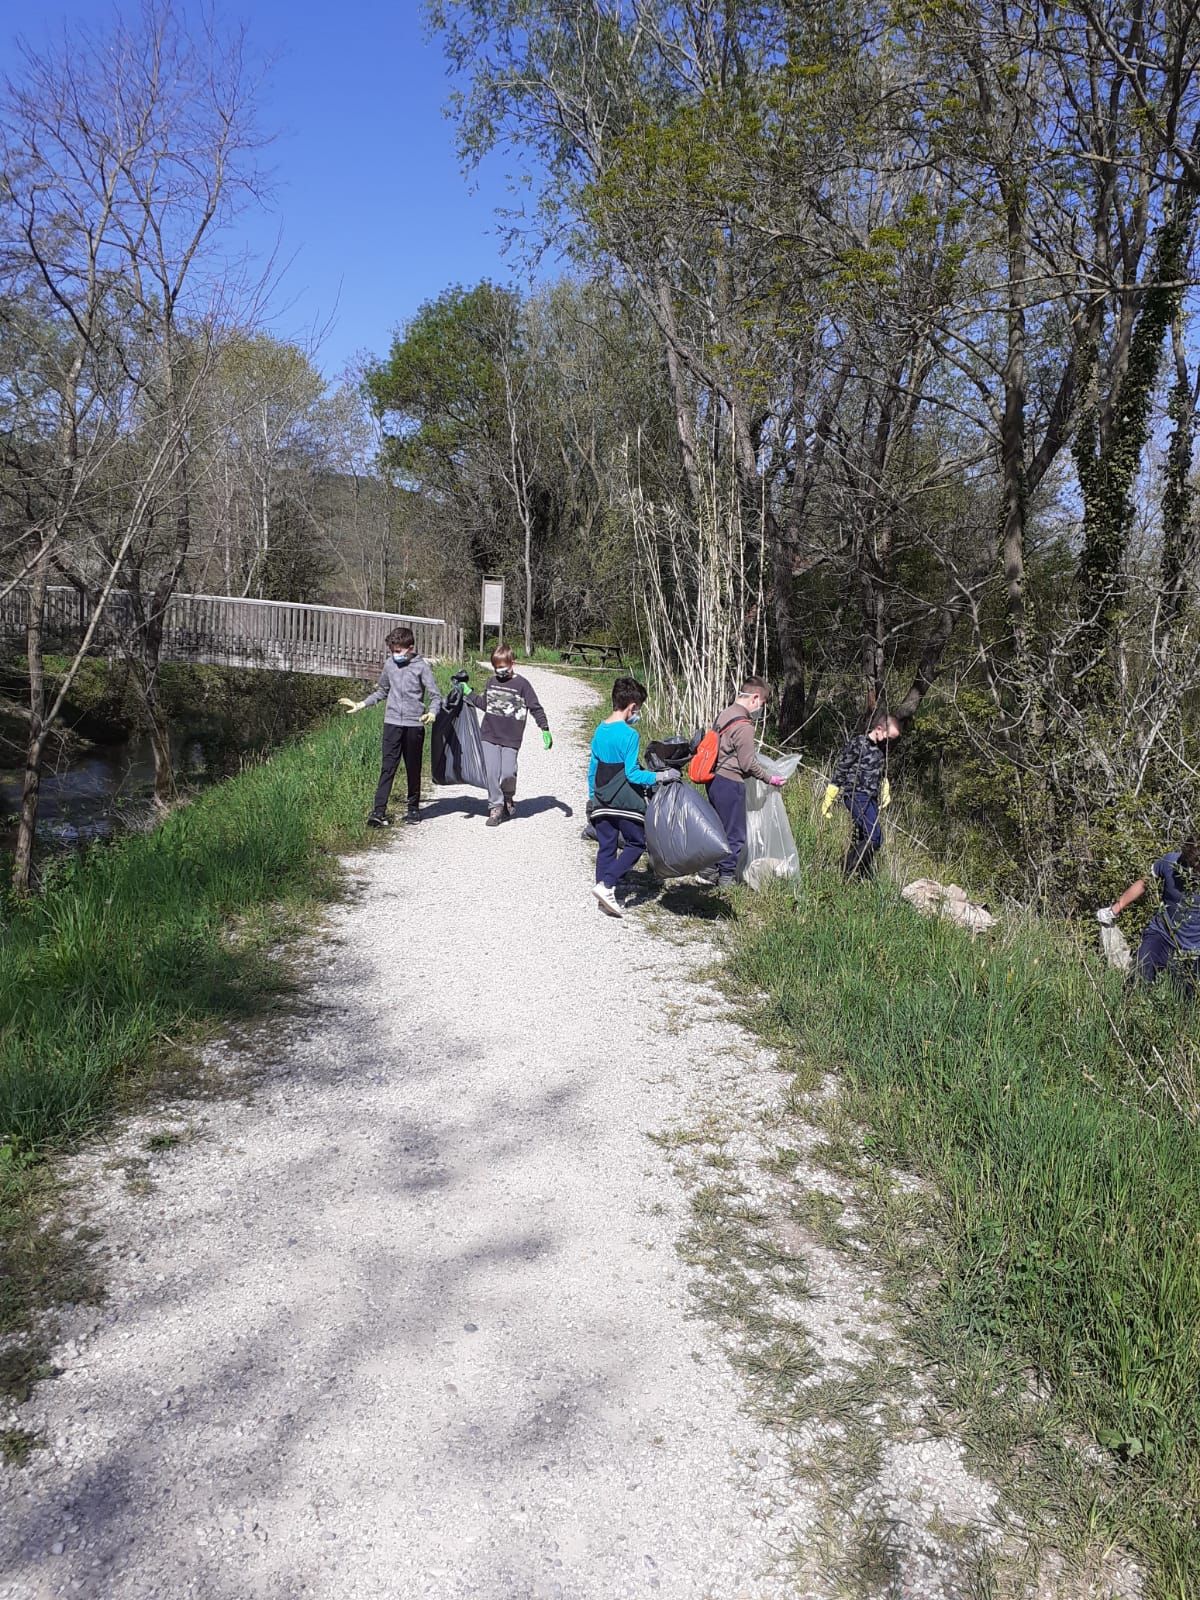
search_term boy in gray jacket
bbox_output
[344,626,442,826]
[702,677,786,887]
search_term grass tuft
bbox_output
[723,796,1200,1591]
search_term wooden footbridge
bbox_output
[0,588,463,679]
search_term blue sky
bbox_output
[0,0,530,380]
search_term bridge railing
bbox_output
[0,588,465,679]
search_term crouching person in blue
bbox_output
[1097,837,1200,994]
[822,715,901,879]
[588,676,679,918]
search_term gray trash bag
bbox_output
[645,783,729,878]
[430,688,488,789]
[738,754,801,886]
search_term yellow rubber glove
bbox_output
[420,711,437,725]
[880,778,891,809]
[821,783,840,818]
[339,697,364,715]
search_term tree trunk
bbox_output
[1160,312,1197,622]
[856,537,883,711]
[139,359,193,809]
[1001,172,1029,659]
[523,499,533,658]
[652,272,701,509]
[146,682,174,810]
[12,556,51,893]
[895,555,993,724]
[767,516,805,737]
[1076,187,1199,668]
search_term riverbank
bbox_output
[0,659,370,867]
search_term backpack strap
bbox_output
[715,708,752,759]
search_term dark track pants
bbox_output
[706,774,747,882]
[373,724,425,816]
[843,792,882,879]
[1135,924,1199,995]
[595,816,645,888]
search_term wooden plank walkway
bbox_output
[0,588,463,679]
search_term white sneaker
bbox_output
[593,882,623,918]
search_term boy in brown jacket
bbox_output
[702,677,786,887]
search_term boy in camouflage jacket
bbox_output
[822,716,901,879]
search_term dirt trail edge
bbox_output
[0,669,1127,1600]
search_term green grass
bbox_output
[723,798,1200,1594]
[0,708,387,1157]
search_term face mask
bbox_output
[629,709,642,725]
[495,668,514,681]
[392,652,410,665]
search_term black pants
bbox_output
[373,724,424,816]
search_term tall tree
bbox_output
[0,0,268,864]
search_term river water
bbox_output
[0,734,209,860]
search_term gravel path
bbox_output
[1,670,804,1600]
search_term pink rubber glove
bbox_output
[768,776,786,788]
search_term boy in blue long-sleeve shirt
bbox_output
[588,677,678,918]
[1097,837,1200,993]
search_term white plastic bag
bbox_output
[1100,923,1133,973]
[739,753,801,887]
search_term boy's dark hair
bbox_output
[740,676,770,698]
[386,626,415,651]
[612,676,648,711]
[1180,837,1200,871]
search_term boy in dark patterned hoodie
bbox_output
[822,715,901,879]
[464,643,551,826]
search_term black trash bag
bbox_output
[581,796,599,842]
[431,688,488,789]
[645,732,699,772]
[644,782,729,877]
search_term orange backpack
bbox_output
[687,711,750,784]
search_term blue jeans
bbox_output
[595,816,645,888]
[843,792,881,879]
[706,774,747,882]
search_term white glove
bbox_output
[339,697,364,715]
[657,768,682,784]
[1095,906,1116,926]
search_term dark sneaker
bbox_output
[486,805,504,827]
[366,813,391,829]
[695,867,719,886]
[503,797,516,819]
[717,874,737,890]
[403,807,421,825]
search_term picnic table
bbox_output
[560,640,627,667]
